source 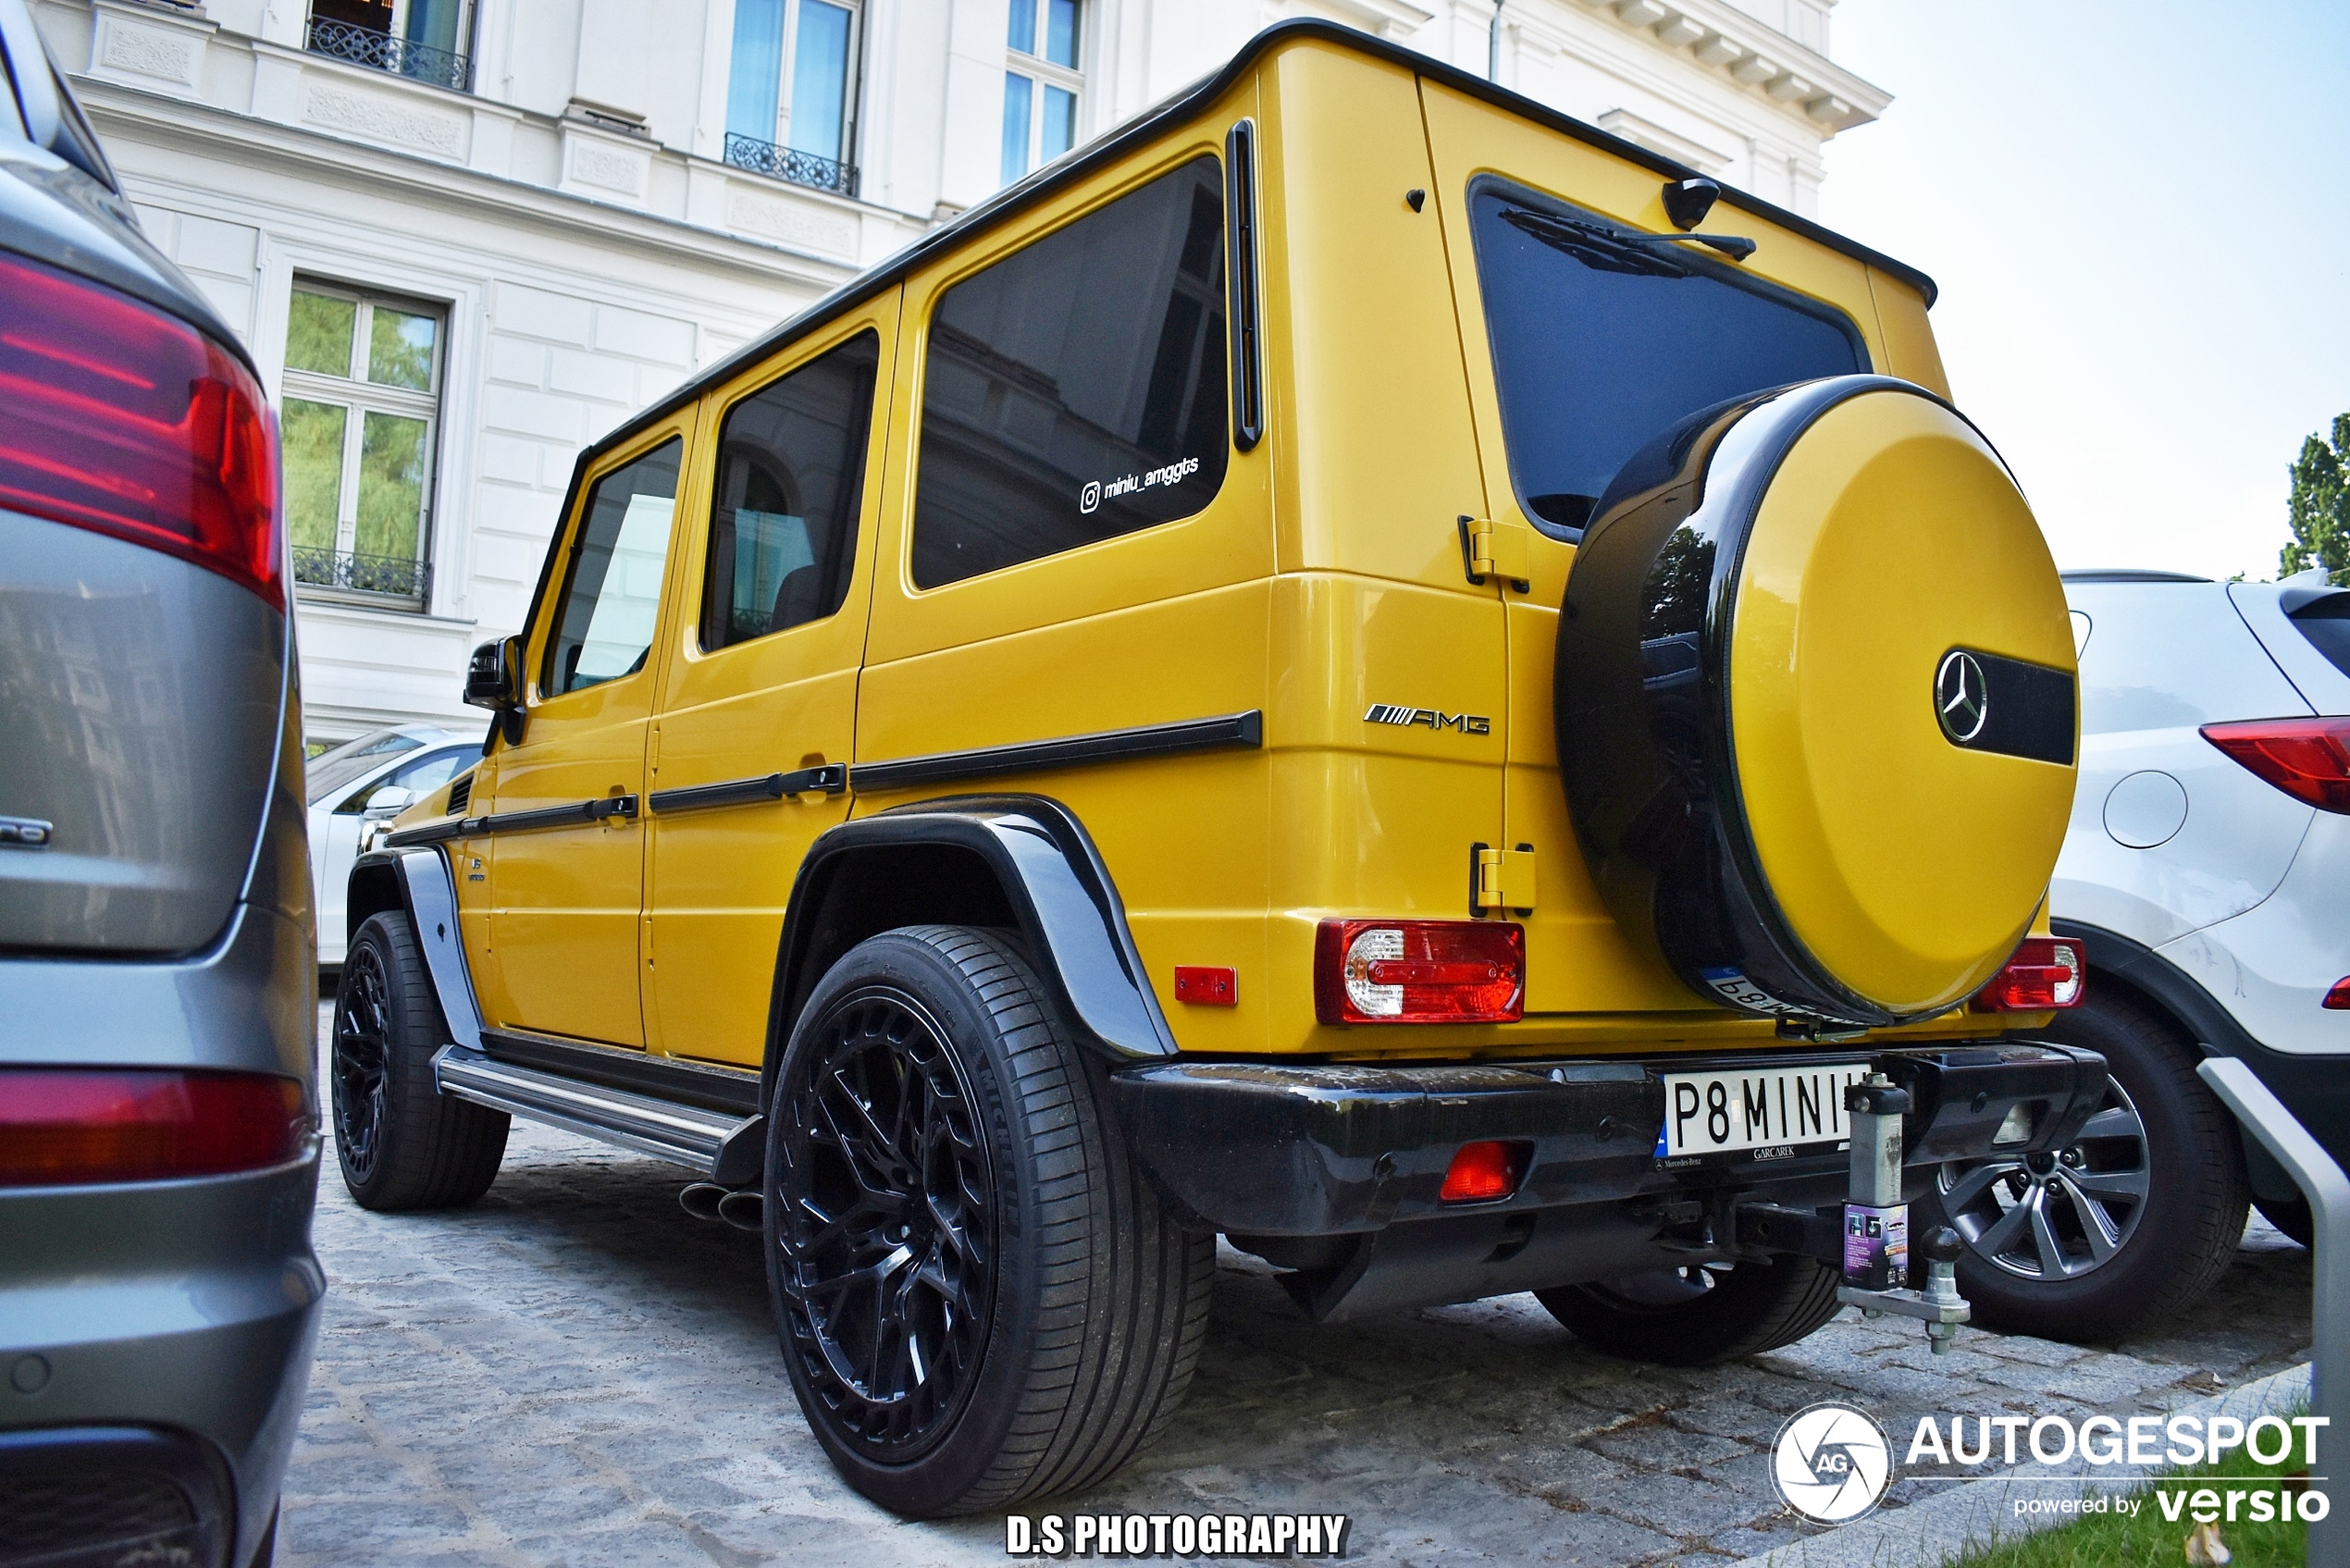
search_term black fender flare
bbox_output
[344,846,487,1051]
[760,795,1177,1108]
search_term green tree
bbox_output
[2282,413,2350,584]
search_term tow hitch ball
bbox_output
[1839,1073,1971,1354]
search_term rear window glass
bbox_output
[2291,592,2350,678]
[911,154,1228,588]
[1468,180,1866,538]
[699,330,880,651]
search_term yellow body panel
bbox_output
[414,32,2048,1065]
[473,416,700,1047]
[1729,392,2075,1013]
[640,304,901,1067]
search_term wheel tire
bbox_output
[2254,1193,2314,1249]
[1920,989,2248,1340]
[765,925,1213,1517]
[329,911,509,1211]
[1535,1254,1843,1365]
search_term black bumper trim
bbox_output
[1110,1043,2108,1237]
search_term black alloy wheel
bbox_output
[1934,1080,2150,1285]
[328,911,508,1211]
[330,938,393,1185]
[766,925,1213,1517]
[772,984,996,1459]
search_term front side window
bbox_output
[282,281,444,606]
[545,440,682,697]
[1468,180,1866,538]
[1001,0,1081,185]
[699,331,880,652]
[725,0,860,192]
[913,154,1228,589]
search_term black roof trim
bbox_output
[584,18,1936,466]
[2059,569,2214,585]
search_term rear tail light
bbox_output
[0,1069,308,1186]
[1314,920,1524,1024]
[2201,717,2350,814]
[1974,938,2085,1012]
[1441,1140,1530,1204]
[0,250,282,609]
[2324,978,2350,1011]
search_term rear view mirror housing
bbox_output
[464,636,526,745]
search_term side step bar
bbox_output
[433,1045,765,1185]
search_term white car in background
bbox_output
[1923,568,2350,1340]
[305,726,481,968]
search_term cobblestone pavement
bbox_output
[285,1011,2313,1566]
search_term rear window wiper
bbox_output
[1502,207,1756,269]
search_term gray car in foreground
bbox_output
[0,7,320,1566]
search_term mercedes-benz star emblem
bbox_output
[1936,649,1989,743]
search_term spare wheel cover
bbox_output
[1555,375,2077,1026]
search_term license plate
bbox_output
[1657,1062,1871,1159]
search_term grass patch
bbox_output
[1958,1425,2313,1568]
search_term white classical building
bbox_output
[30,0,1888,742]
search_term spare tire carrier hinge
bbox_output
[1457,515,1531,592]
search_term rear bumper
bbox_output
[0,1154,324,1568]
[1110,1043,2109,1237]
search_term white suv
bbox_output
[1923,568,2350,1338]
[304,727,480,967]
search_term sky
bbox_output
[1814,1,2350,582]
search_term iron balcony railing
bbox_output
[304,17,472,93]
[723,132,858,199]
[293,547,432,604]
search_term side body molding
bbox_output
[768,796,1178,1094]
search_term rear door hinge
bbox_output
[1458,514,1530,592]
[1473,843,1538,914]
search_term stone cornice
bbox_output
[68,72,887,290]
[1556,0,1890,134]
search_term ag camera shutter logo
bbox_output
[1772,1401,1893,1524]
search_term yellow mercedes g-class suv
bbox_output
[335,21,2100,1516]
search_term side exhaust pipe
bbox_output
[717,1189,765,1232]
[678,1182,728,1222]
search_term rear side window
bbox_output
[545,438,682,696]
[912,154,1229,588]
[699,330,880,651]
[1468,180,1865,538]
[2292,592,2350,678]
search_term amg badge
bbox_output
[1364,704,1490,735]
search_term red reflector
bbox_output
[1440,1140,1529,1204]
[2325,978,2350,1011]
[0,252,282,609]
[0,1070,308,1187]
[2201,718,2350,814]
[1314,920,1524,1024]
[1173,966,1237,1006]
[1975,938,2085,1012]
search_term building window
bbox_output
[724,0,860,197]
[305,0,475,93]
[281,282,445,608]
[1001,0,1081,186]
[913,154,1228,588]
